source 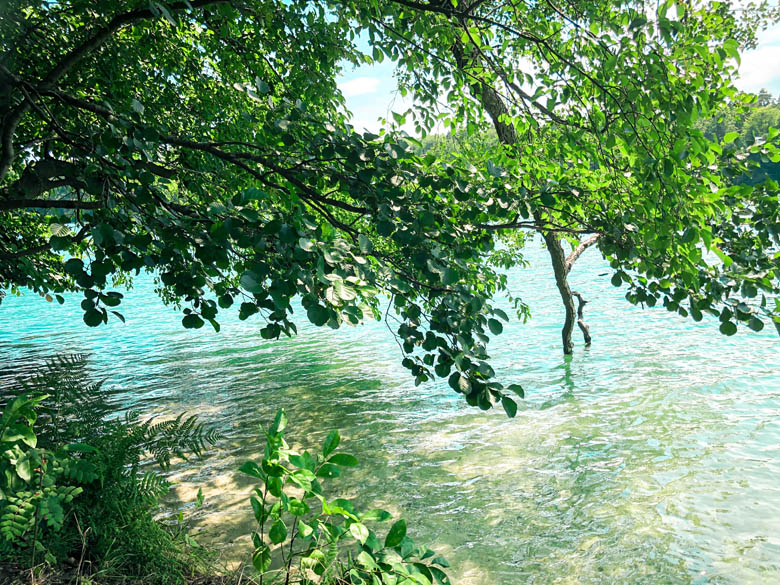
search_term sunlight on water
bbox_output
[1,241,778,584]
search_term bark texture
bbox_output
[544,232,577,354]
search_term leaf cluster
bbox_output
[239,409,451,585]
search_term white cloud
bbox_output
[338,76,381,97]
[735,24,780,95]
[736,45,780,94]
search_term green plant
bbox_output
[239,410,451,585]
[0,355,220,583]
[0,393,85,564]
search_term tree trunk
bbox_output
[451,53,578,353]
[450,42,595,354]
[543,230,576,354]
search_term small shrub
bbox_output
[0,355,220,583]
[239,409,452,585]
[0,393,84,564]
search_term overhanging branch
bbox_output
[0,199,102,211]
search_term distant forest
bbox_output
[419,89,780,186]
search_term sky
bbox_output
[337,22,780,134]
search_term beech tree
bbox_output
[1,0,778,413]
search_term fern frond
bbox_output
[136,472,171,503]
[142,413,222,470]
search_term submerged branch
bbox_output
[571,290,592,346]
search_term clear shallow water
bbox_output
[1,242,779,584]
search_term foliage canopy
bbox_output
[1,0,779,411]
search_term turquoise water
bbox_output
[1,242,779,584]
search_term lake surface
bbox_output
[1,242,779,585]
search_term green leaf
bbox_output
[298,521,314,539]
[487,318,503,335]
[182,314,204,329]
[501,396,517,418]
[316,463,341,478]
[357,550,379,570]
[441,268,458,286]
[359,234,374,254]
[328,453,358,467]
[238,461,265,480]
[269,519,287,544]
[448,372,471,394]
[289,451,316,471]
[251,497,264,522]
[713,247,733,268]
[723,131,739,144]
[2,424,37,448]
[240,271,264,294]
[253,545,272,572]
[270,409,287,434]
[430,567,451,585]
[255,77,270,94]
[322,430,340,457]
[719,321,737,336]
[15,457,32,482]
[83,309,103,327]
[289,469,315,491]
[289,498,310,516]
[492,308,509,321]
[307,304,329,326]
[540,191,556,206]
[385,519,406,548]
[681,227,698,244]
[506,383,525,398]
[350,522,369,543]
[298,237,316,252]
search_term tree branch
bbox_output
[0,226,89,259]
[564,234,600,274]
[33,90,373,216]
[0,199,102,211]
[571,290,592,345]
[0,0,231,181]
[0,159,84,200]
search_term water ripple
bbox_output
[1,241,778,584]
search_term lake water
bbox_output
[1,242,779,585]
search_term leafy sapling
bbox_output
[240,409,451,585]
